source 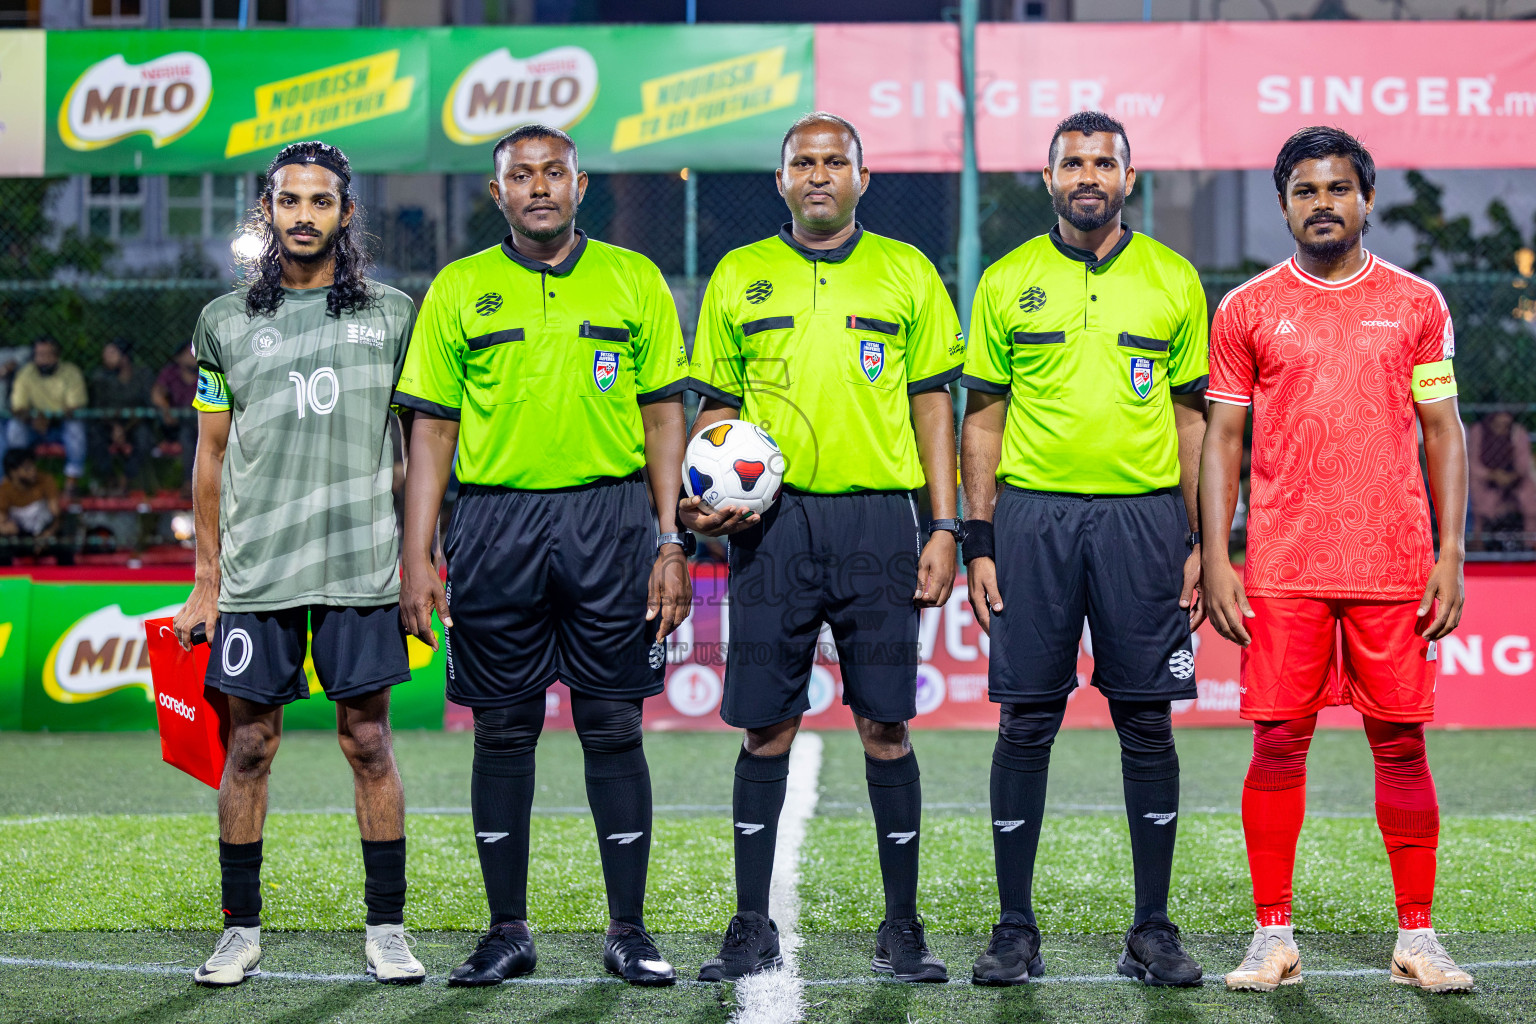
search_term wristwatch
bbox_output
[926,518,965,542]
[657,531,697,556]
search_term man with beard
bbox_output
[172,141,424,986]
[1204,126,1473,993]
[685,112,963,983]
[395,124,691,986]
[959,111,1208,986]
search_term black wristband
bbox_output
[961,519,994,563]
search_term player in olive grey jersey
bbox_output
[172,142,425,987]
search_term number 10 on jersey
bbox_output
[288,367,339,418]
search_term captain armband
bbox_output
[1410,360,1457,403]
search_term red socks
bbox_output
[1241,715,1441,930]
[1364,717,1440,930]
[1242,715,1316,926]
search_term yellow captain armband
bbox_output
[1411,360,1457,403]
[192,367,231,412]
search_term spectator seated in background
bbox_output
[1469,411,1536,548]
[89,339,157,495]
[151,342,199,493]
[7,337,87,494]
[0,448,71,566]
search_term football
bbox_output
[682,419,787,515]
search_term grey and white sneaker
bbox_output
[366,923,427,985]
[193,926,262,987]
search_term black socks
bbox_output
[989,737,1052,927]
[471,740,537,926]
[360,837,407,926]
[584,743,653,927]
[732,748,790,917]
[866,751,922,921]
[1110,700,1181,927]
[218,838,263,928]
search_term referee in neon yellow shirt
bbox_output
[396,125,689,988]
[685,112,963,984]
[960,112,1208,987]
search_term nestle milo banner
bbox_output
[428,24,811,172]
[46,29,431,174]
[43,25,812,175]
[3,576,445,732]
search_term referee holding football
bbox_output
[685,112,965,984]
[960,112,1208,987]
[395,124,691,986]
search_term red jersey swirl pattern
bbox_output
[1208,254,1454,600]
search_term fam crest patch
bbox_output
[250,326,282,358]
[1018,286,1047,312]
[593,350,619,393]
[1129,355,1154,399]
[475,293,503,316]
[745,279,773,304]
[861,340,885,382]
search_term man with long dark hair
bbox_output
[172,141,424,987]
[396,124,691,987]
[1204,126,1472,993]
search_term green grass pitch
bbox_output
[1,727,1533,1022]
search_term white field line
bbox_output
[730,732,822,1024]
[2,955,1533,987]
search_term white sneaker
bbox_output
[366,923,426,985]
[1391,928,1474,993]
[193,926,262,986]
[1225,924,1302,991]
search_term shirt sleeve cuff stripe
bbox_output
[959,373,1010,395]
[1414,393,1456,405]
[392,392,462,421]
[686,378,744,408]
[1206,393,1251,407]
[907,365,963,395]
[1169,374,1209,395]
[637,378,692,404]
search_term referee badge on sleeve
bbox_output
[593,350,619,393]
[1129,356,1153,399]
[861,340,885,382]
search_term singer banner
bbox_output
[816,21,1536,171]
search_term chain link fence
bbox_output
[2,172,1534,557]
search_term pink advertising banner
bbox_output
[815,22,1536,171]
[445,566,1536,733]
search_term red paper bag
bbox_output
[144,617,229,789]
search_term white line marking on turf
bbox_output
[730,731,822,1024]
[4,956,1533,988]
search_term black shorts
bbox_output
[723,490,921,729]
[443,475,664,708]
[205,603,409,706]
[988,486,1197,704]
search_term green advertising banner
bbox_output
[428,24,812,173]
[41,25,812,175]
[45,29,431,174]
[9,578,445,732]
[0,577,31,730]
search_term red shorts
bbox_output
[1240,597,1437,723]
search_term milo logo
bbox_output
[43,603,183,704]
[59,53,213,151]
[443,45,598,145]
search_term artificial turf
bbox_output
[2,728,1533,1023]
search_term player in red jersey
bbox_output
[1201,127,1473,994]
